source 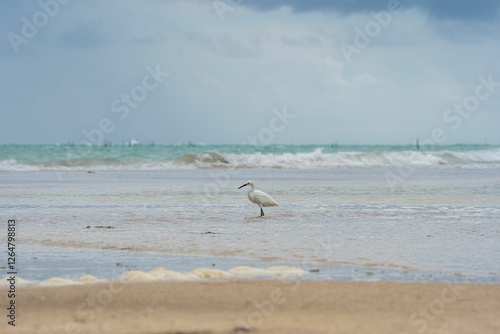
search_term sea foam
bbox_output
[0,266,305,287]
[1,146,500,171]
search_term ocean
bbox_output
[1,144,499,284]
[2,143,500,171]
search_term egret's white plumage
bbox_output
[238,181,278,217]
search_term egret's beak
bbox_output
[238,183,248,189]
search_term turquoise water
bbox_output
[1,144,500,171]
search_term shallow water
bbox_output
[1,168,499,283]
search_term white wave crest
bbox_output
[221,148,500,169]
[0,158,40,172]
[2,148,500,171]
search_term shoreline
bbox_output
[1,280,499,334]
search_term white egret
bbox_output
[238,181,278,217]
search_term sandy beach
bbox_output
[1,280,499,334]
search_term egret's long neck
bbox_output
[249,183,255,190]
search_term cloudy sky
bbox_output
[1,0,499,145]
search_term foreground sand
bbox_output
[1,280,499,334]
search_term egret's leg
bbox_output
[260,207,265,217]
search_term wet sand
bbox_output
[1,280,499,334]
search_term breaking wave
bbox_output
[1,146,500,171]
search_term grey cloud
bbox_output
[420,0,500,21]
[57,21,109,48]
[185,32,261,58]
[280,34,323,48]
[243,0,500,21]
